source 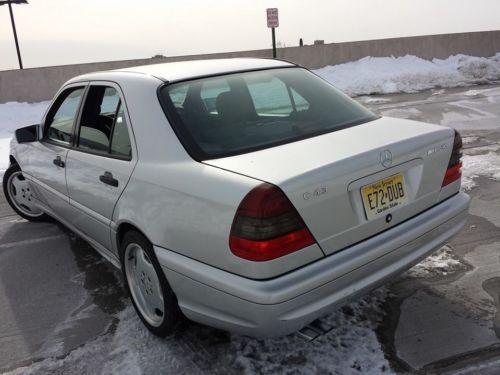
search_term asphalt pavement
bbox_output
[1,84,500,374]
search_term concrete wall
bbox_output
[1,30,500,103]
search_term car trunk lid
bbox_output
[204,117,456,256]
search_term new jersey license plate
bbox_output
[361,174,408,220]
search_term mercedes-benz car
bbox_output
[3,58,469,338]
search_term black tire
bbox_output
[3,163,49,222]
[120,230,185,337]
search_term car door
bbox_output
[65,82,137,253]
[23,85,86,220]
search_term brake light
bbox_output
[229,183,315,261]
[442,129,463,187]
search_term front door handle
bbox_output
[53,155,65,168]
[99,171,119,187]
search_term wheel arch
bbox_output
[9,155,18,166]
[116,221,152,257]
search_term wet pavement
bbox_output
[0,205,125,373]
[1,84,500,374]
[361,85,500,373]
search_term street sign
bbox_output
[266,8,279,28]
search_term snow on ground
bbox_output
[461,144,500,190]
[462,151,500,190]
[0,101,49,175]
[315,53,500,96]
[404,246,467,279]
[462,136,479,145]
[6,291,392,375]
[2,55,500,373]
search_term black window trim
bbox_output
[42,84,88,148]
[73,83,133,161]
[67,82,134,162]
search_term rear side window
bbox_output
[160,67,377,160]
[200,79,230,113]
[76,85,132,159]
[46,87,85,145]
[110,105,132,157]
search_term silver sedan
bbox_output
[3,58,469,338]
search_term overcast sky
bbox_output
[1,0,500,71]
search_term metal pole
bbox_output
[7,0,23,69]
[271,27,276,58]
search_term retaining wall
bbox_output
[1,30,499,103]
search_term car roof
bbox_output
[68,58,296,84]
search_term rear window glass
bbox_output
[160,67,377,160]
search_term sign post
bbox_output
[266,8,279,58]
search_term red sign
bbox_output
[266,8,279,28]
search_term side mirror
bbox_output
[15,124,39,143]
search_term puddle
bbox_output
[377,207,500,371]
[31,224,127,359]
[66,230,126,315]
[482,277,500,340]
[376,248,472,372]
[375,283,415,373]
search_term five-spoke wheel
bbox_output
[124,242,165,327]
[3,163,48,221]
[121,231,184,336]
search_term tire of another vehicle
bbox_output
[120,230,185,337]
[3,163,49,221]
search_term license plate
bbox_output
[361,174,408,220]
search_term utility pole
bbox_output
[0,0,28,69]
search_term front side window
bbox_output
[46,87,85,145]
[76,86,132,158]
[160,68,377,160]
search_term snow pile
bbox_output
[314,54,500,96]
[0,101,49,175]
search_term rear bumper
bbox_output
[155,192,470,338]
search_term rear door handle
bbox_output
[53,155,65,168]
[99,171,119,187]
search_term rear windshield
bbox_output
[159,67,377,160]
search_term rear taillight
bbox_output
[229,183,315,261]
[442,129,463,187]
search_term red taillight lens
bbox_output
[442,162,462,187]
[229,183,315,261]
[442,130,463,187]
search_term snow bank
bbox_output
[314,53,500,96]
[1,53,500,174]
[0,101,49,175]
